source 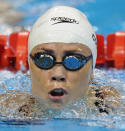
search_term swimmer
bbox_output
[27,6,121,113]
[0,6,122,118]
[28,5,97,109]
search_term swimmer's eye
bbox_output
[30,52,92,71]
[63,54,91,70]
[31,52,55,69]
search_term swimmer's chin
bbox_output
[36,96,69,109]
[46,101,64,109]
[45,101,67,109]
[50,103,63,109]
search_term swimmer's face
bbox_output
[29,43,93,109]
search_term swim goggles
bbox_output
[30,52,92,71]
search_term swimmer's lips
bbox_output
[48,88,68,101]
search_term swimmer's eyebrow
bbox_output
[64,50,84,55]
[39,48,55,55]
[39,48,85,56]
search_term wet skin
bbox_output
[29,43,93,109]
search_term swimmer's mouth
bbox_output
[48,88,68,102]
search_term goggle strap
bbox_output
[86,54,92,61]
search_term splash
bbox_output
[0,68,125,129]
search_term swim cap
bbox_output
[28,6,97,68]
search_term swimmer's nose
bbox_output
[51,66,66,82]
[49,88,68,96]
[51,76,66,82]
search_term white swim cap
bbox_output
[28,6,97,68]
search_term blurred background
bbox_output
[0,0,125,35]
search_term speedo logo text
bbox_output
[50,17,79,25]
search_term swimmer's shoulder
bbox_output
[18,95,39,117]
[0,91,38,117]
[87,81,122,115]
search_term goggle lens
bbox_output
[33,53,54,69]
[64,56,86,70]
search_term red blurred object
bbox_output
[106,31,125,69]
[1,47,15,70]
[96,34,105,67]
[9,31,29,71]
[0,34,7,53]
[0,35,8,69]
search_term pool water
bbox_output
[0,68,125,130]
[0,119,125,131]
